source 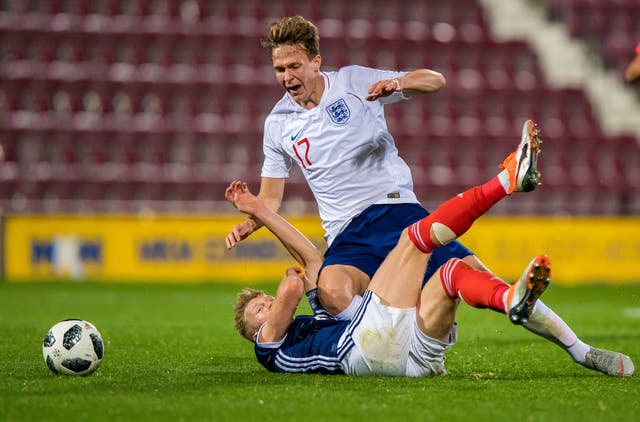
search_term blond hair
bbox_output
[261,15,320,59]
[234,288,266,341]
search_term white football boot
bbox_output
[582,347,635,377]
[499,119,542,193]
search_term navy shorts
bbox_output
[321,203,474,286]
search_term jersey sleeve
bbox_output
[254,324,287,372]
[261,116,292,178]
[344,65,409,105]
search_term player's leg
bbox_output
[322,120,542,316]
[421,119,541,280]
[316,264,369,317]
[369,178,516,308]
[368,197,500,309]
[422,240,486,285]
[317,204,427,318]
[320,119,542,317]
[431,254,551,319]
[407,119,541,254]
[402,120,543,376]
[369,120,543,307]
[444,253,636,377]
[406,254,514,376]
[404,272,459,377]
[415,267,459,341]
[508,257,634,376]
[414,255,549,357]
[523,301,635,377]
[409,255,538,374]
[437,258,511,313]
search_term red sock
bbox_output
[439,258,508,313]
[408,176,506,253]
[481,175,508,205]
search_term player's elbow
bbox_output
[258,178,285,211]
[280,272,305,299]
[416,69,445,93]
[431,71,446,91]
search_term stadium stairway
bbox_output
[480,0,640,139]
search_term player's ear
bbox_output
[313,55,321,71]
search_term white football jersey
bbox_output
[261,65,419,245]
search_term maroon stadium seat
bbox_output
[0,0,637,215]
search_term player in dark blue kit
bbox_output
[228,132,635,377]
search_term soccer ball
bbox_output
[42,319,104,376]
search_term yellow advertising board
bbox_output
[4,214,324,283]
[457,217,640,285]
[4,215,640,284]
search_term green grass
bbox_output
[0,281,638,422]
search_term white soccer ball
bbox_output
[42,319,104,376]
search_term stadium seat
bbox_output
[547,0,640,76]
[0,0,637,215]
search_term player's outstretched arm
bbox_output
[365,69,446,101]
[259,267,305,342]
[225,177,285,249]
[225,181,323,287]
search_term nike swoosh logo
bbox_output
[290,128,303,141]
[515,143,529,182]
[616,355,625,376]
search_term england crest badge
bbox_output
[325,98,350,125]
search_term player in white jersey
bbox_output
[225,15,473,317]
[227,132,634,377]
[261,64,419,244]
[223,16,625,368]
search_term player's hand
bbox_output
[285,267,313,290]
[365,78,401,101]
[225,181,258,213]
[225,219,256,249]
[284,267,305,283]
[225,181,259,249]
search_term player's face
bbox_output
[272,44,322,107]
[244,295,275,333]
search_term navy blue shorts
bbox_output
[321,203,474,286]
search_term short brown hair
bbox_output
[234,288,266,341]
[261,15,320,59]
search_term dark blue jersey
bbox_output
[255,315,351,374]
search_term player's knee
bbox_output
[317,281,351,316]
[317,271,359,316]
[461,255,488,272]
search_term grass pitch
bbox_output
[0,281,638,422]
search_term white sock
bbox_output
[497,169,511,193]
[566,339,590,363]
[335,294,363,321]
[522,300,591,363]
